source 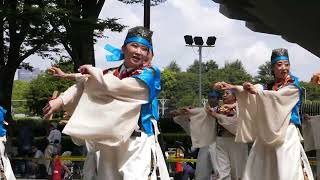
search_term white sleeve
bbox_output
[235,85,299,146]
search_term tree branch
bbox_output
[96,0,105,18]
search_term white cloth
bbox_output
[0,139,15,180]
[195,143,218,180]
[215,113,238,135]
[174,108,218,179]
[47,129,61,144]
[61,66,149,146]
[215,137,247,180]
[60,66,169,179]
[243,124,313,180]
[235,85,314,180]
[97,132,170,180]
[302,115,320,151]
[174,108,216,148]
[189,108,216,148]
[173,115,191,135]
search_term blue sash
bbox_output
[133,66,161,136]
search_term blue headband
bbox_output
[105,37,153,62]
[271,56,289,64]
[124,37,153,50]
[208,91,222,97]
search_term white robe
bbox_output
[173,108,217,179]
[236,85,314,180]
[0,137,15,180]
[214,113,248,180]
[60,66,170,180]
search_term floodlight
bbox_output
[184,35,193,45]
[206,36,216,46]
[193,36,204,46]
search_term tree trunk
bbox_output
[0,67,17,122]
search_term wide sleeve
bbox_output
[62,67,149,147]
[173,115,191,135]
[85,66,149,102]
[188,108,216,148]
[236,85,299,147]
[215,113,238,135]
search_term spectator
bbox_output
[44,122,61,176]
[28,145,45,178]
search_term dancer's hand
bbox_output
[78,65,94,75]
[242,82,257,94]
[205,106,218,118]
[213,82,235,90]
[43,98,63,120]
[48,67,65,78]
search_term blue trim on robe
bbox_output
[0,106,7,137]
[133,66,161,136]
[287,74,302,125]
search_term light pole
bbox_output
[184,35,216,106]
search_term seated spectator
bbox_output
[28,145,46,178]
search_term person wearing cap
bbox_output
[0,106,15,179]
[206,89,248,180]
[214,48,313,180]
[172,91,221,180]
[43,26,169,180]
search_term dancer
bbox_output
[43,26,169,180]
[173,91,220,180]
[214,48,313,180]
[206,90,247,180]
[0,106,15,180]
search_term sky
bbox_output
[24,0,320,81]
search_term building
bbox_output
[17,68,41,81]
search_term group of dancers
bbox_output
[0,26,316,180]
[173,48,314,180]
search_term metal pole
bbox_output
[199,46,202,107]
[144,0,150,29]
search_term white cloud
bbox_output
[25,0,320,82]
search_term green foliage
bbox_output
[187,60,218,74]
[165,60,181,72]
[26,59,74,115]
[254,61,274,84]
[12,80,30,100]
[300,82,320,102]
[160,59,251,109]
[12,80,30,114]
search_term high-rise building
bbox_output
[17,68,41,81]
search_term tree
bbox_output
[254,61,274,85]
[187,60,206,74]
[0,0,60,120]
[49,0,125,70]
[205,60,252,87]
[12,80,30,114]
[205,60,218,72]
[0,0,125,119]
[26,59,74,116]
[165,60,181,72]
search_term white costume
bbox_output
[302,115,320,179]
[214,112,248,180]
[235,85,314,180]
[174,108,217,180]
[0,137,15,180]
[60,66,169,180]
